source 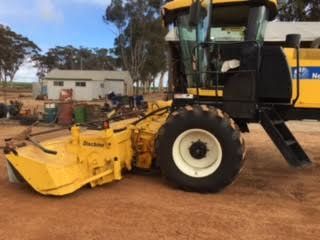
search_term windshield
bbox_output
[176,14,198,88]
[176,3,269,89]
[208,5,268,42]
[208,4,249,42]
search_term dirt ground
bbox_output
[0,93,320,239]
[0,122,319,240]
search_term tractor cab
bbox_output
[163,0,287,118]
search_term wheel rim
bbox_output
[172,129,222,178]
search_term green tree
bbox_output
[34,46,117,79]
[279,0,320,21]
[104,0,167,93]
[0,25,40,84]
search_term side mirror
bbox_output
[189,0,202,27]
[286,34,301,48]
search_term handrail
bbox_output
[292,47,300,106]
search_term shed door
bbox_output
[105,80,124,95]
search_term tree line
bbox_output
[35,46,117,80]
[278,0,320,21]
[104,0,167,93]
[0,0,319,91]
[0,25,118,85]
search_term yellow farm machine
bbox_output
[4,0,320,196]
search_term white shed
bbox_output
[44,70,133,101]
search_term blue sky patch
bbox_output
[0,0,115,82]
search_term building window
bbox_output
[100,83,104,88]
[75,82,86,87]
[53,81,64,87]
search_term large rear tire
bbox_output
[156,105,245,193]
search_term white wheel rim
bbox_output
[172,129,222,178]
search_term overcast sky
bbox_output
[0,0,115,82]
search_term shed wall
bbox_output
[47,80,94,101]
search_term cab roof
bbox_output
[162,0,278,21]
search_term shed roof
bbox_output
[265,22,320,42]
[45,69,132,81]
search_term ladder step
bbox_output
[272,120,284,125]
[260,108,312,167]
[285,140,296,146]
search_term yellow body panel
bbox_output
[187,88,223,97]
[6,128,133,195]
[163,0,277,11]
[5,101,172,196]
[164,0,277,10]
[284,48,320,108]
[186,49,320,109]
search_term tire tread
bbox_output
[155,105,245,193]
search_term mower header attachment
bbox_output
[5,101,171,196]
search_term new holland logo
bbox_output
[292,67,320,80]
[83,141,105,148]
[313,72,320,79]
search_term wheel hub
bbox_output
[189,140,208,159]
[172,128,223,178]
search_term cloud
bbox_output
[37,0,64,23]
[14,61,38,83]
[68,0,111,7]
[0,1,33,18]
[0,0,110,24]
[0,0,63,23]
